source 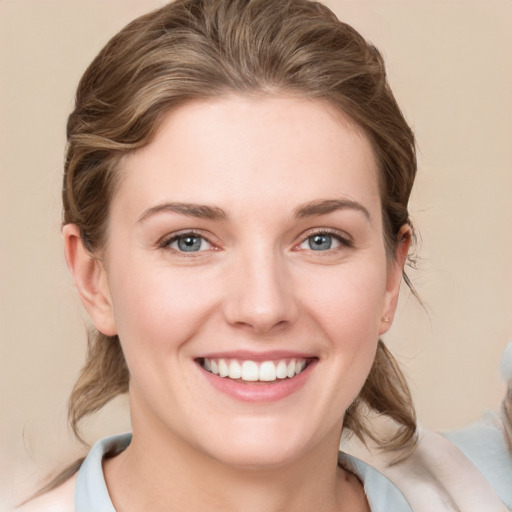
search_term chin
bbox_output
[210,443,303,470]
[198,420,322,470]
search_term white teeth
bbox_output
[287,360,296,378]
[228,360,242,379]
[241,361,259,381]
[202,357,309,382]
[276,360,288,379]
[218,359,229,377]
[259,361,276,381]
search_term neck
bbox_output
[104,422,364,512]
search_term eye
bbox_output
[164,233,213,253]
[306,233,336,251]
[296,231,352,252]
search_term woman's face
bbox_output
[85,96,405,467]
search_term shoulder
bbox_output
[443,414,512,509]
[441,343,512,509]
[349,427,509,512]
[391,429,508,511]
[339,451,413,511]
[14,474,76,512]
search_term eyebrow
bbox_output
[294,199,371,221]
[137,202,228,223]
[137,198,370,223]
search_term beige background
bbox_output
[1,0,511,507]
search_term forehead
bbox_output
[113,95,381,219]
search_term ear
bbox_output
[63,224,117,336]
[379,224,411,335]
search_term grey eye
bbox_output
[308,234,333,251]
[173,235,207,252]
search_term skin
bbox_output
[64,95,409,512]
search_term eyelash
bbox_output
[296,229,354,252]
[159,228,353,256]
[158,230,217,254]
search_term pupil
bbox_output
[309,234,331,251]
[178,236,201,252]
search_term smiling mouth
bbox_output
[198,357,313,382]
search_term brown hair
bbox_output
[65,0,416,458]
[504,386,512,450]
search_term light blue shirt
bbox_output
[74,433,413,511]
[443,414,512,510]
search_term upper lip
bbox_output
[195,350,317,362]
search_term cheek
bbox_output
[296,259,387,392]
[287,263,387,430]
[108,265,218,360]
[297,260,388,337]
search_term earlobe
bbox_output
[379,225,411,335]
[63,224,117,336]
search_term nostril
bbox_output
[231,317,291,335]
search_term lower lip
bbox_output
[198,361,316,402]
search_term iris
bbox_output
[308,234,332,251]
[177,235,203,252]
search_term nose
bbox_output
[223,249,299,335]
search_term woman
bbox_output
[16,0,510,510]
